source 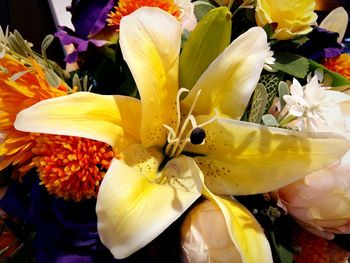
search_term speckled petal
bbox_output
[186,116,350,195]
[119,7,181,148]
[96,145,203,259]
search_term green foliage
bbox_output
[272,52,309,79]
[308,59,350,88]
[248,83,268,123]
[278,81,289,110]
[258,71,284,112]
[269,230,293,263]
[262,114,279,126]
[180,7,232,90]
[193,1,216,21]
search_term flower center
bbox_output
[107,0,181,27]
[32,134,114,202]
[163,88,218,158]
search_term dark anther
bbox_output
[190,127,206,145]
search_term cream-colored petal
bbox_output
[120,7,180,147]
[96,150,203,259]
[208,193,273,263]
[14,92,141,151]
[181,27,270,119]
[186,116,350,195]
[320,7,348,42]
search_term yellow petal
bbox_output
[186,116,350,195]
[14,92,141,151]
[207,193,273,263]
[320,7,348,42]
[182,27,270,119]
[96,149,203,259]
[119,7,180,147]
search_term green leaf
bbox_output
[180,7,232,90]
[308,59,350,88]
[44,68,61,88]
[10,70,30,81]
[290,36,309,47]
[263,23,278,38]
[278,81,289,109]
[269,230,293,263]
[193,1,216,21]
[258,71,283,112]
[248,83,268,123]
[272,52,309,79]
[262,114,279,126]
[72,73,82,91]
[41,34,54,61]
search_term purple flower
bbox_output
[55,0,116,63]
[0,174,182,262]
[296,27,344,61]
[0,175,118,263]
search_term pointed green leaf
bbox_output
[272,52,309,79]
[248,83,268,123]
[259,71,283,111]
[278,81,289,109]
[44,68,61,88]
[72,73,82,91]
[41,34,54,61]
[180,7,232,90]
[262,114,279,126]
[10,70,31,81]
[193,1,216,21]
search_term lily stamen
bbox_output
[164,89,219,158]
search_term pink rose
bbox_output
[277,150,350,239]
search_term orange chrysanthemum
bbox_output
[107,0,181,27]
[0,54,69,179]
[293,227,350,263]
[323,53,350,81]
[33,135,114,201]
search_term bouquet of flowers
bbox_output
[1,0,350,262]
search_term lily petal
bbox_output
[120,7,181,148]
[182,27,270,119]
[320,7,348,42]
[14,92,141,150]
[186,116,350,195]
[96,150,202,259]
[207,193,273,263]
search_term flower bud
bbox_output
[277,150,350,239]
[180,200,242,263]
[180,7,232,90]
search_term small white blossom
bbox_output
[263,50,277,72]
[283,76,350,133]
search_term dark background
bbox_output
[0,0,65,66]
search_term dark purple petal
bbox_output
[55,31,107,63]
[296,27,344,61]
[324,46,343,58]
[89,0,116,36]
[70,0,115,39]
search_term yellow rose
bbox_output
[255,0,318,40]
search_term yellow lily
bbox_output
[14,7,349,261]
